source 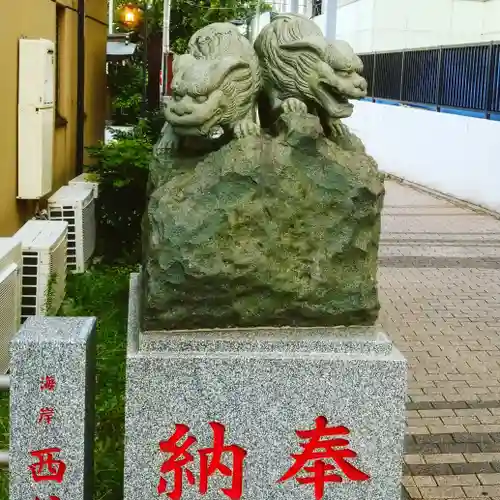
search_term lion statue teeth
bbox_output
[163,22,261,141]
[254,13,368,138]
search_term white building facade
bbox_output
[313,0,500,53]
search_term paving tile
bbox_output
[435,474,480,486]
[463,485,500,496]
[429,425,468,434]
[478,474,500,485]
[425,454,465,464]
[405,435,416,446]
[479,443,500,453]
[406,443,441,454]
[408,402,435,410]
[406,455,426,464]
[469,402,500,409]
[408,463,454,476]
[420,410,457,418]
[433,402,470,410]
[413,476,437,487]
[438,443,481,454]
[418,485,465,498]
[465,453,500,463]
[453,433,494,444]
[404,486,422,498]
[450,462,494,474]
[414,434,455,445]
[467,425,500,433]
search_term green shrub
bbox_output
[111,93,143,125]
[108,61,144,125]
[86,136,152,263]
[135,108,165,143]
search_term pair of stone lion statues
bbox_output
[161,13,368,144]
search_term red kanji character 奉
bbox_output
[29,448,66,483]
[37,407,55,424]
[40,376,57,391]
[279,416,370,500]
[158,424,196,500]
[198,422,247,500]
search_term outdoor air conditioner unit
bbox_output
[48,185,96,273]
[0,238,22,373]
[13,220,68,323]
[68,173,99,199]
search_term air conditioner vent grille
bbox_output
[21,251,39,323]
[0,264,20,371]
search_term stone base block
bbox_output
[125,273,407,500]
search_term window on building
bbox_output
[55,4,67,127]
[312,0,322,16]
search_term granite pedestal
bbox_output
[9,317,96,500]
[125,273,407,500]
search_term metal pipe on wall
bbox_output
[323,0,338,41]
[108,0,114,34]
[161,0,171,98]
[75,0,85,175]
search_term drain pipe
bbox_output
[323,0,337,41]
[75,0,85,175]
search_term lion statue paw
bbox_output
[233,119,261,139]
[282,97,308,115]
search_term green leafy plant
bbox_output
[86,136,153,262]
[111,93,143,125]
[135,108,165,142]
[45,271,59,315]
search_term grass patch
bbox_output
[0,263,135,499]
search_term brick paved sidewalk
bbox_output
[378,180,500,499]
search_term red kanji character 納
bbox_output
[37,407,55,424]
[40,376,57,392]
[198,422,247,500]
[278,416,369,500]
[29,448,66,483]
[158,424,196,500]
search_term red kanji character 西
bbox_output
[37,407,55,424]
[158,422,247,500]
[278,416,370,500]
[40,376,57,392]
[29,448,66,483]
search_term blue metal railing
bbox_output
[358,42,500,119]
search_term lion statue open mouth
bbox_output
[254,13,368,135]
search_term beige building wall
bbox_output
[0,0,107,236]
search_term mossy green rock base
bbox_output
[142,113,385,330]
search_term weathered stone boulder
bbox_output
[141,113,384,331]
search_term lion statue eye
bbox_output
[336,70,351,77]
[195,95,208,103]
[173,93,182,101]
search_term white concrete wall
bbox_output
[249,12,272,42]
[313,0,500,53]
[343,101,500,212]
